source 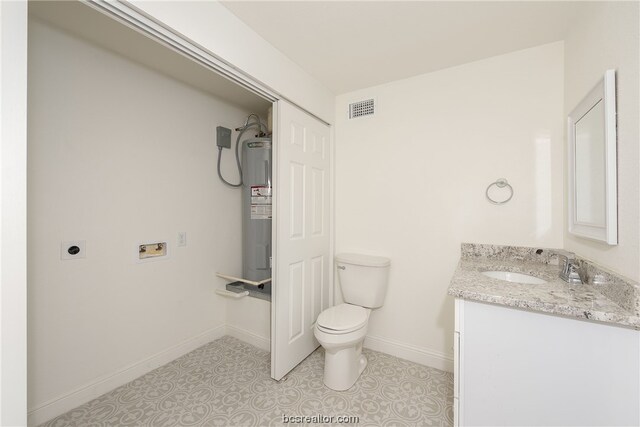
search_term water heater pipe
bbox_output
[217,116,268,187]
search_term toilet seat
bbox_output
[316,304,368,334]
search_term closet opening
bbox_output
[27,1,274,421]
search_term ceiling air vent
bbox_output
[348,98,375,119]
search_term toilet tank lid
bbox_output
[335,253,390,267]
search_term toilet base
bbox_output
[323,341,367,391]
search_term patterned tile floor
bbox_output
[42,336,453,426]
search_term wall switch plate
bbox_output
[61,240,86,260]
[177,232,187,247]
[216,126,231,149]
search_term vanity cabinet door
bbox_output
[453,299,463,427]
[455,299,639,426]
[453,331,460,427]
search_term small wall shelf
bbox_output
[215,273,272,302]
[216,272,271,287]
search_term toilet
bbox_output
[314,253,391,391]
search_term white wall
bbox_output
[0,1,28,425]
[564,1,640,282]
[27,19,259,423]
[226,296,271,351]
[335,42,565,369]
[129,0,335,124]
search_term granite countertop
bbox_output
[448,244,640,329]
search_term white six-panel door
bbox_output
[271,100,332,380]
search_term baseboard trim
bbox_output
[364,334,454,373]
[225,325,270,352]
[27,325,226,426]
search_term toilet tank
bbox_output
[336,253,391,308]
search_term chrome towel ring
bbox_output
[486,178,513,205]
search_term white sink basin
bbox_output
[481,270,546,285]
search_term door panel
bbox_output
[311,255,325,322]
[289,162,305,238]
[271,100,331,380]
[311,168,325,235]
[288,261,304,341]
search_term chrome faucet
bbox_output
[556,250,582,284]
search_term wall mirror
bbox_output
[568,69,617,245]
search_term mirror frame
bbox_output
[567,69,617,245]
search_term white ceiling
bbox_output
[221,1,580,94]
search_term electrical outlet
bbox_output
[61,240,86,260]
[177,232,187,247]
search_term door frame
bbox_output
[1,1,28,425]
[83,0,277,103]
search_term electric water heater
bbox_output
[241,137,272,282]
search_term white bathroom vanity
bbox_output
[449,244,640,426]
[454,299,639,426]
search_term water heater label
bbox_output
[251,186,272,220]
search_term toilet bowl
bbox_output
[314,304,371,391]
[314,253,390,391]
